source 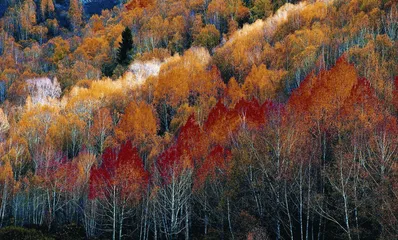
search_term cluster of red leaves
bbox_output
[234,98,273,128]
[341,78,383,131]
[194,145,232,189]
[204,98,271,145]
[158,98,273,187]
[287,57,358,124]
[34,154,81,194]
[89,142,149,202]
[87,56,397,209]
[157,115,202,182]
[288,57,393,135]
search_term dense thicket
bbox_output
[0,0,397,239]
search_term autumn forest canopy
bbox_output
[0,0,397,239]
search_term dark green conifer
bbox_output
[117,27,134,65]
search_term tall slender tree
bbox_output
[117,27,134,66]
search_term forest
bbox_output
[0,0,397,239]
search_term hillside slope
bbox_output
[0,0,397,239]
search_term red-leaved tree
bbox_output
[89,142,149,240]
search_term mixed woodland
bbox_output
[0,0,397,239]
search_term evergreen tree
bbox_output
[117,27,134,66]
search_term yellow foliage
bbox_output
[116,101,158,146]
[154,48,212,107]
[243,64,286,102]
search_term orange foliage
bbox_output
[153,48,218,108]
[226,77,244,106]
[204,100,239,145]
[116,101,157,146]
[341,78,385,131]
[288,57,358,123]
[154,61,190,107]
[125,0,154,10]
[243,64,286,102]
